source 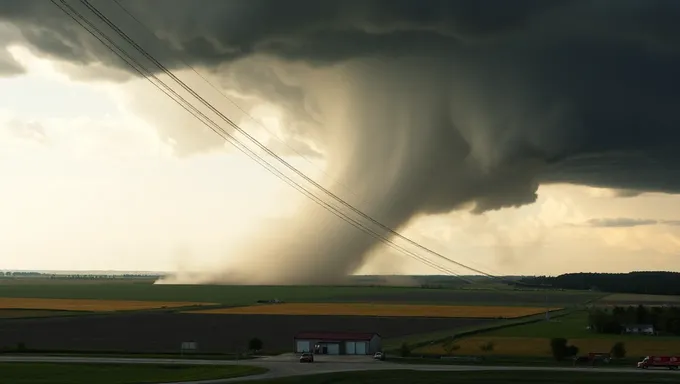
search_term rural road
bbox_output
[0,355,672,383]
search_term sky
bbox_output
[1,1,679,280]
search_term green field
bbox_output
[235,370,676,384]
[483,312,679,341]
[0,283,410,304]
[416,311,680,357]
[0,279,602,307]
[0,363,266,384]
[598,293,680,305]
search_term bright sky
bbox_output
[2,46,680,276]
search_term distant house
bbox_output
[294,332,381,355]
[623,324,655,335]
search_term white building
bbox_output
[294,332,381,355]
[623,324,655,335]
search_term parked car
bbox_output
[373,352,385,361]
[299,352,314,363]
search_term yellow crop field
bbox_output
[417,336,680,357]
[190,303,562,318]
[0,298,217,312]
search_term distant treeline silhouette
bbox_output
[518,272,680,295]
[0,271,163,279]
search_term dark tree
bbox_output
[636,305,649,323]
[611,342,626,359]
[550,338,579,361]
[248,338,263,353]
[518,272,680,295]
[479,341,495,352]
[442,337,460,356]
[399,342,412,357]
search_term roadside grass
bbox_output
[1,351,254,360]
[392,355,639,367]
[0,363,266,384]
[235,370,677,384]
[415,336,680,357]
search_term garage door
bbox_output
[296,340,310,353]
[327,344,340,355]
[345,341,356,354]
[355,341,367,355]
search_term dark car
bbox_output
[299,352,314,363]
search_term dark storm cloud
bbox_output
[0,0,564,62]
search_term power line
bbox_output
[49,0,476,282]
[77,0,504,281]
[53,0,536,291]
[110,0,364,206]
[109,0,516,284]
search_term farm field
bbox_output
[191,303,563,319]
[0,312,492,353]
[0,309,83,319]
[0,363,266,384]
[0,297,216,311]
[416,311,680,357]
[598,293,680,305]
[0,280,601,306]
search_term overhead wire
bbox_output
[77,0,506,282]
[110,0,517,285]
[49,0,477,282]
[53,0,540,290]
[110,0,365,207]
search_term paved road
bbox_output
[0,355,673,383]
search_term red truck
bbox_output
[637,356,680,370]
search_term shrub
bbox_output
[248,337,263,353]
[399,342,412,357]
[479,341,495,352]
[550,338,579,361]
[442,337,460,356]
[611,342,626,359]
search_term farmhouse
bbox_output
[623,324,655,335]
[294,332,381,355]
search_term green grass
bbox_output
[0,281,601,306]
[391,355,641,367]
[0,363,266,384]
[482,311,591,338]
[31,352,253,360]
[383,310,571,351]
[483,311,680,341]
[236,370,676,384]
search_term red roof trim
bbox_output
[294,332,378,341]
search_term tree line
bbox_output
[588,305,680,335]
[0,272,164,279]
[517,271,680,295]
